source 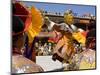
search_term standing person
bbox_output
[79,28,96,69]
[45,9,86,65]
[72,29,96,70]
[12,2,44,73]
[69,23,96,70]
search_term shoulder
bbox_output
[12,55,44,73]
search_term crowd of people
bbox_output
[34,41,54,56]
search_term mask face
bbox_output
[64,14,74,25]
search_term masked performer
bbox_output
[45,9,86,65]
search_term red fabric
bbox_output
[48,31,62,43]
[81,31,87,37]
[13,2,31,32]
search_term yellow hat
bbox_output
[64,9,74,25]
[26,6,44,43]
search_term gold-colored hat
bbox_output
[26,6,44,43]
[64,9,74,25]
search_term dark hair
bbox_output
[86,29,96,49]
[13,16,25,34]
[12,3,25,34]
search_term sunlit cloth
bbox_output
[72,32,86,45]
[79,49,95,69]
[26,6,44,43]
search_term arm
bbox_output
[44,17,69,32]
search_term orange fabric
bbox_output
[26,6,44,43]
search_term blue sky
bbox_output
[23,1,96,16]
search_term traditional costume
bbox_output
[12,2,44,73]
[45,9,86,64]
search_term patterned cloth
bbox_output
[12,55,44,73]
[72,49,95,70]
